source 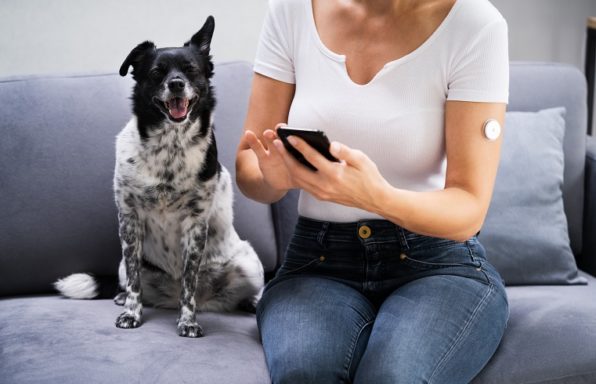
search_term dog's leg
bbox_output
[115,210,144,329]
[113,258,127,306]
[177,218,209,338]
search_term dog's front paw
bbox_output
[115,312,141,329]
[177,321,203,338]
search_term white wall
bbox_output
[0,0,269,77]
[1,0,595,75]
[492,0,596,70]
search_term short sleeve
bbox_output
[447,19,509,103]
[254,0,296,84]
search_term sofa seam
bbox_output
[521,370,596,384]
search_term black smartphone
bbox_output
[276,126,339,171]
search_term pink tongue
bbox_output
[168,98,188,119]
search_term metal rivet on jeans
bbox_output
[358,225,372,239]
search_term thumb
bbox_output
[330,141,363,167]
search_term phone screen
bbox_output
[276,127,339,171]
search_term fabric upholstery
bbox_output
[0,297,269,384]
[2,275,596,384]
[580,135,596,275]
[507,63,587,256]
[471,272,596,384]
[0,62,276,298]
[479,108,585,285]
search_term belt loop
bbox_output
[317,221,330,247]
[396,226,409,250]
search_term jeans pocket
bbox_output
[400,252,466,270]
[276,236,326,277]
[404,232,462,251]
[400,241,479,271]
[466,238,507,288]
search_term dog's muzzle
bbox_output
[153,95,198,123]
[153,78,198,123]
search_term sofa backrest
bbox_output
[0,61,277,297]
[507,62,586,255]
[0,61,588,297]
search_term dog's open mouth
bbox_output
[154,96,197,123]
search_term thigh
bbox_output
[257,276,375,384]
[354,274,508,384]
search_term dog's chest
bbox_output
[115,119,219,276]
[127,125,209,208]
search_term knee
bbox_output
[270,362,344,384]
[355,365,430,384]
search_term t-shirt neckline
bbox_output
[305,0,464,87]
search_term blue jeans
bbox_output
[257,217,509,384]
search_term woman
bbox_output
[236,0,509,382]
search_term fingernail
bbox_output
[287,136,297,146]
[273,139,284,149]
[331,142,340,154]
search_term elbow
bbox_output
[449,230,480,243]
[448,217,485,243]
[448,190,488,242]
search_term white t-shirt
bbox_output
[254,0,509,222]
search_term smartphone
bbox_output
[276,126,339,171]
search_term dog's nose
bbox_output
[168,79,185,92]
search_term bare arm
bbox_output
[235,73,296,204]
[373,101,506,240]
[270,100,506,241]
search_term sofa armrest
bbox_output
[581,135,596,276]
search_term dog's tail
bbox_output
[54,273,120,299]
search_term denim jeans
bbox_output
[257,217,509,384]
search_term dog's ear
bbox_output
[187,16,215,54]
[119,41,156,77]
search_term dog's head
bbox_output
[120,16,216,135]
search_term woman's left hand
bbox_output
[272,135,391,212]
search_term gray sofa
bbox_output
[1,61,595,384]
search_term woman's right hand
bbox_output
[236,72,296,203]
[242,125,296,193]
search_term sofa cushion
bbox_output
[471,272,596,384]
[3,277,596,384]
[479,108,585,285]
[507,63,587,256]
[0,297,270,384]
[0,62,276,297]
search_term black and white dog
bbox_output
[54,16,264,337]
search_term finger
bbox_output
[262,129,279,150]
[329,141,365,168]
[286,135,335,173]
[272,138,303,169]
[243,131,269,160]
[273,138,326,191]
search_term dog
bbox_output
[54,16,264,338]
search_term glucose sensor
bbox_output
[483,119,501,141]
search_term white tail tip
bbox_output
[53,273,98,299]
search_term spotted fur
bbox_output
[54,16,264,338]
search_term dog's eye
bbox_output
[183,65,199,75]
[149,68,164,80]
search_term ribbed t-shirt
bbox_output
[254,0,509,222]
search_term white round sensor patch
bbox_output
[483,119,501,141]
